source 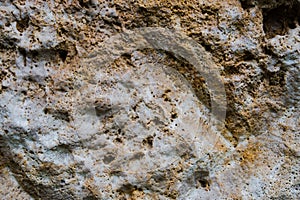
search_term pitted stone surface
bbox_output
[0,0,299,199]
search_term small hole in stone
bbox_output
[240,0,255,10]
[58,49,68,62]
[171,113,178,119]
[199,179,210,188]
[142,136,154,148]
[114,138,122,143]
[16,16,30,32]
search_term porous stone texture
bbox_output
[0,0,299,199]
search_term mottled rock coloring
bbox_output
[0,0,299,199]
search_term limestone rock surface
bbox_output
[0,0,299,199]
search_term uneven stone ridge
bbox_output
[0,0,299,199]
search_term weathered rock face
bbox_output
[0,0,299,199]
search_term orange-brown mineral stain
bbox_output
[84,177,102,198]
[238,141,262,167]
